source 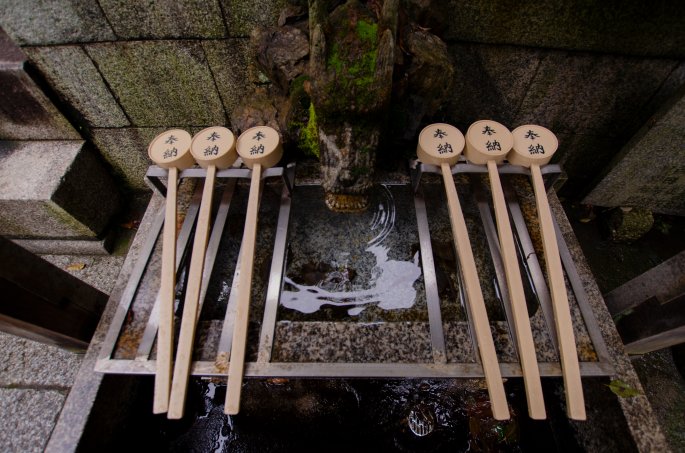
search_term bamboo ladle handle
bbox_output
[417,123,510,420]
[225,126,283,415]
[465,120,546,419]
[147,129,195,414]
[509,125,585,420]
[167,127,237,419]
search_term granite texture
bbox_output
[584,87,685,215]
[0,140,121,238]
[0,332,82,388]
[202,39,251,120]
[25,45,130,128]
[98,0,227,39]
[0,389,66,453]
[445,43,543,131]
[0,0,115,45]
[90,127,174,191]
[632,349,685,452]
[45,194,166,453]
[85,41,226,126]
[435,0,685,58]
[514,51,677,137]
[0,69,80,140]
[220,0,286,37]
[273,321,434,363]
[640,61,685,124]
[550,194,669,452]
[41,254,126,295]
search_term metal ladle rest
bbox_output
[96,160,613,384]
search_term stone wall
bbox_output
[1,0,684,200]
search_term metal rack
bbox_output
[95,161,613,379]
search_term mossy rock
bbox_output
[607,207,654,243]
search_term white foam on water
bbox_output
[281,186,421,315]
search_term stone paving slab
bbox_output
[25,46,130,128]
[0,69,80,140]
[98,0,227,39]
[85,41,226,127]
[0,140,121,238]
[0,0,115,45]
[585,87,685,215]
[0,333,82,388]
[0,388,66,453]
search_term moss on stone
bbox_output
[355,19,378,44]
[298,103,320,159]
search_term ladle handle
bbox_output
[154,166,178,414]
[168,165,217,419]
[225,164,263,415]
[531,164,585,420]
[487,160,546,419]
[441,163,510,420]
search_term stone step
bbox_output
[0,140,121,239]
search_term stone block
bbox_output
[444,43,543,131]
[0,69,80,140]
[0,332,82,387]
[98,0,227,39]
[584,88,685,215]
[90,127,205,191]
[435,0,685,58]
[90,127,172,192]
[0,389,65,453]
[514,51,676,137]
[0,141,121,238]
[202,39,251,119]
[85,41,226,126]
[221,0,286,36]
[0,0,115,45]
[25,46,129,128]
[553,132,620,196]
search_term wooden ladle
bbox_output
[417,123,510,420]
[225,126,283,415]
[509,125,586,420]
[167,127,238,419]
[147,129,195,414]
[464,120,546,419]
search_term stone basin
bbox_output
[46,163,668,452]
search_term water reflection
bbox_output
[281,185,422,316]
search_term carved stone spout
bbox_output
[309,0,398,211]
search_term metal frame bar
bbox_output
[135,184,204,360]
[503,181,559,352]
[258,165,296,363]
[414,161,613,375]
[413,187,447,364]
[96,161,614,378]
[96,358,613,378]
[472,182,519,355]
